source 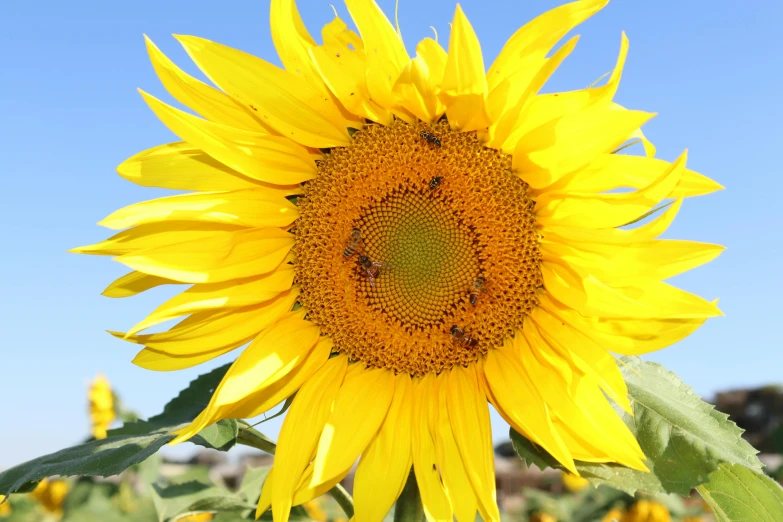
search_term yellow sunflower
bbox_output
[88,374,116,439]
[73,0,723,520]
[31,479,69,518]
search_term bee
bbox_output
[450,325,478,348]
[429,176,443,190]
[469,277,487,306]
[420,130,442,147]
[342,228,363,258]
[358,255,387,288]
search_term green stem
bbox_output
[236,423,355,519]
[394,470,424,522]
[328,483,355,519]
[236,423,277,455]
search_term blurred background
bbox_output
[1,0,782,519]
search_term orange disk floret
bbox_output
[294,120,542,376]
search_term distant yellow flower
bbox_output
[302,498,327,521]
[173,513,215,522]
[682,518,705,522]
[31,478,69,517]
[622,500,671,522]
[602,507,624,522]
[74,0,723,521]
[0,496,11,518]
[530,512,557,522]
[562,473,590,492]
[88,374,116,439]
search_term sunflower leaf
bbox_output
[0,364,236,496]
[510,357,762,497]
[697,463,783,522]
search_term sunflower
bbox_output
[88,374,116,439]
[73,0,723,520]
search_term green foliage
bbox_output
[697,464,783,522]
[60,478,157,522]
[0,364,232,496]
[150,466,268,522]
[511,357,762,496]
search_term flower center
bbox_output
[294,120,543,376]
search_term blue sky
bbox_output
[1,0,781,469]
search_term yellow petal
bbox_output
[411,375,453,522]
[322,15,363,49]
[514,106,655,191]
[541,261,722,319]
[130,289,299,370]
[309,20,393,124]
[144,35,265,132]
[446,366,499,522]
[435,375,477,522]
[117,227,294,283]
[529,308,631,412]
[126,265,295,335]
[483,348,576,473]
[500,32,629,150]
[541,237,724,284]
[99,189,298,231]
[272,355,348,522]
[439,5,490,132]
[539,293,716,356]
[393,38,448,123]
[115,142,293,192]
[139,90,316,185]
[344,0,409,113]
[506,335,647,469]
[229,338,333,419]
[171,311,320,444]
[311,365,396,487]
[73,223,249,257]
[487,35,579,150]
[175,35,352,147]
[611,102,656,157]
[541,198,683,245]
[535,149,685,229]
[353,374,413,522]
[550,152,724,198]
[102,270,180,298]
[487,0,608,93]
[270,0,325,92]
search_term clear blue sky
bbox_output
[1,0,781,469]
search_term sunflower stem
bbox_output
[236,423,277,455]
[328,483,355,519]
[394,470,424,522]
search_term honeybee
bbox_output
[469,277,487,306]
[358,255,388,288]
[450,325,478,348]
[420,130,442,147]
[342,228,363,258]
[429,176,443,190]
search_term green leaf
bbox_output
[697,464,783,522]
[237,466,271,505]
[151,480,231,522]
[151,468,270,522]
[511,357,762,496]
[61,479,157,522]
[0,364,232,496]
[190,419,238,452]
